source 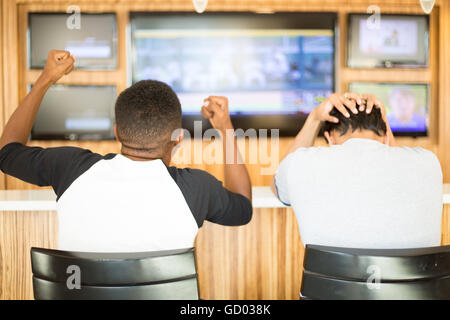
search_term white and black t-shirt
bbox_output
[0,142,252,252]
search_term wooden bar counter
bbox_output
[1,186,449,300]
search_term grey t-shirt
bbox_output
[275,138,443,249]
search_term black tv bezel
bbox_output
[348,82,430,138]
[30,84,117,141]
[130,11,338,137]
[347,13,430,69]
[28,12,119,70]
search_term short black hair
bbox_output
[115,80,182,150]
[323,106,387,137]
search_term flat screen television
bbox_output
[347,14,429,68]
[31,85,116,140]
[29,13,117,69]
[131,12,337,136]
[348,82,429,137]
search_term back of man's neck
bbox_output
[120,144,170,165]
[343,132,385,144]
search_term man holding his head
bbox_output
[272,93,442,249]
[0,50,252,252]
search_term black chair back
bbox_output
[31,247,199,300]
[301,244,450,300]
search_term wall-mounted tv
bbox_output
[31,85,116,140]
[29,13,117,69]
[347,14,429,68]
[131,12,337,136]
[348,82,429,137]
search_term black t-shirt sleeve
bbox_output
[166,166,252,228]
[0,142,109,199]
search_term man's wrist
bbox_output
[309,109,323,123]
[218,122,234,135]
[37,71,55,87]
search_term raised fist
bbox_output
[42,50,75,84]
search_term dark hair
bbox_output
[323,106,387,136]
[115,80,182,151]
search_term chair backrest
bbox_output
[301,244,450,300]
[31,247,199,300]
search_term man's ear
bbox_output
[173,128,184,146]
[177,129,184,145]
[324,131,334,146]
[113,124,118,141]
[384,133,389,145]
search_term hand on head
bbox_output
[201,96,234,133]
[357,93,387,120]
[318,92,389,145]
[42,50,76,84]
[312,92,386,123]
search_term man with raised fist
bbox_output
[0,50,252,252]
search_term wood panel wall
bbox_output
[195,208,304,299]
[439,0,450,185]
[0,1,5,190]
[0,210,58,299]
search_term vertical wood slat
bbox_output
[2,0,19,191]
[2,0,19,123]
[0,210,58,300]
[438,0,450,182]
[442,205,450,246]
[0,0,16,190]
[0,0,5,190]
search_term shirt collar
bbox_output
[341,138,385,147]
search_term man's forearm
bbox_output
[222,127,252,201]
[387,123,396,146]
[0,73,53,149]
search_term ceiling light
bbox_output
[420,0,435,14]
[193,0,208,14]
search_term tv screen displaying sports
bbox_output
[348,82,429,136]
[347,14,429,68]
[32,85,116,140]
[131,12,336,135]
[29,13,117,69]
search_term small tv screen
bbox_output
[347,14,429,68]
[29,13,117,69]
[32,85,116,140]
[131,12,336,136]
[348,82,429,136]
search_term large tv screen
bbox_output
[32,85,116,140]
[347,14,429,68]
[131,12,336,136]
[29,13,117,69]
[348,82,429,136]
